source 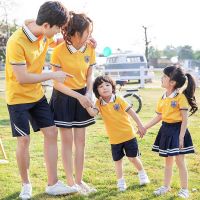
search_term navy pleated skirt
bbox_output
[152,122,195,157]
[49,88,95,128]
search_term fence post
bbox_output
[140,66,145,88]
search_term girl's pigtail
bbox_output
[183,73,198,115]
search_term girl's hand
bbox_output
[78,94,93,109]
[179,136,184,149]
[137,125,147,138]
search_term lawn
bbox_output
[0,77,200,200]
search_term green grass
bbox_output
[0,83,200,199]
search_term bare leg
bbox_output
[115,159,123,179]
[60,128,75,186]
[175,155,188,189]
[41,126,58,185]
[164,156,174,187]
[16,136,30,184]
[128,157,144,171]
[74,127,85,184]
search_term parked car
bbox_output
[103,53,154,82]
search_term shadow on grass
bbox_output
[0,119,10,126]
[1,192,19,200]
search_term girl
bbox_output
[50,12,96,195]
[87,75,150,191]
[144,65,198,198]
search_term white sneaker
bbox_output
[178,188,189,199]
[154,186,170,196]
[117,178,127,192]
[45,180,78,195]
[138,172,150,185]
[19,183,32,200]
[77,181,97,195]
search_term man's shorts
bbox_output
[7,96,55,137]
[111,138,140,161]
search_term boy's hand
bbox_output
[137,125,146,137]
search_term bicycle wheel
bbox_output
[123,93,142,113]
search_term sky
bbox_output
[2,0,200,54]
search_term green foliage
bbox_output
[148,46,161,59]
[178,45,194,60]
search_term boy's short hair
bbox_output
[93,75,116,99]
[36,1,68,28]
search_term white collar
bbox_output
[162,90,179,99]
[101,94,116,105]
[67,44,87,53]
[22,24,38,42]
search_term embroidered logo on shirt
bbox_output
[171,101,177,108]
[84,56,90,63]
[113,104,120,111]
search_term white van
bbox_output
[104,53,154,82]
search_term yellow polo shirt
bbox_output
[95,95,136,144]
[156,92,189,123]
[50,42,96,89]
[5,25,53,105]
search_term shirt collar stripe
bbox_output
[67,44,87,54]
[22,25,38,42]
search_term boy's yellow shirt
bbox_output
[156,92,189,123]
[5,26,53,105]
[51,42,96,89]
[96,95,136,144]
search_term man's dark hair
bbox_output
[36,1,68,28]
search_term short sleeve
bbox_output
[50,47,61,71]
[156,98,162,114]
[118,96,132,112]
[89,48,96,67]
[179,94,189,110]
[7,40,26,65]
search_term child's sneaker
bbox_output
[153,186,170,196]
[19,183,32,200]
[138,171,150,185]
[178,188,189,199]
[117,178,127,192]
[45,180,77,195]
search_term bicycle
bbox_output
[116,80,142,113]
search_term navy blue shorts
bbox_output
[111,138,140,161]
[7,96,55,137]
[49,88,95,128]
[152,122,195,157]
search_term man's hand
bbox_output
[52,71,73,83]
[87,37,97,48]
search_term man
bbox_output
[5,1,77,199]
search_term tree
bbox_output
[0,0,18,63]
[178,45,193,60]
[193,50,200,60]
[163,45,177,59]
[148,46,161,59]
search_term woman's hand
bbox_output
[77,94,93,109]
[179,136,184,149]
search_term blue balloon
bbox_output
[103,47,112,57]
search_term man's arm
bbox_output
[12,65,72,84]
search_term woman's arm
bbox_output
[144,114,162,129]
[86,107,99,117]
[179,110,188,149]
[85,66,93,99]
